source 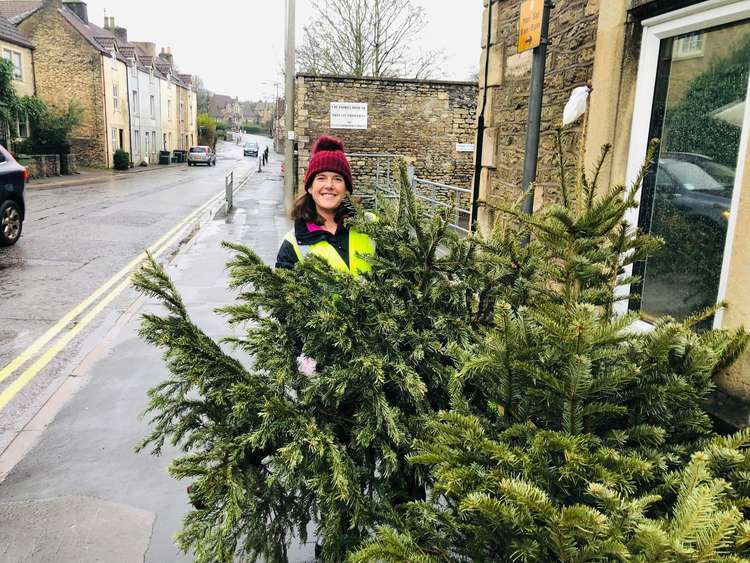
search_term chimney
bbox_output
[103,15,113,29]
[160,46,173,66]
[113,26,127,43]
[63,1,88,23]
[135,42,156,56]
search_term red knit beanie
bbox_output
[304,136,353,193]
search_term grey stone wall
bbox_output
[294,74,478,197]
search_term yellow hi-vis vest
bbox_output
[283,227,374,275]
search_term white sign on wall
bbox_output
[456,143,475,152]
[330,102,368,129]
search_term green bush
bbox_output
[113,149,130,170]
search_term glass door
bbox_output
[630,18,750,323]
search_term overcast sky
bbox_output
[81,1,483,102]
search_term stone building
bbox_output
[294,74,478,197]
[477,0,750,420]
[13,0,132,167]
[0,14,34,144]
[209,94,242,126]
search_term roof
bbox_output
[0,1,42,24]
[0,13,32,48]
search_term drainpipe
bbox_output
[470,0,493,232]
[125,59,133,167]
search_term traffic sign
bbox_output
[518,0,544,53]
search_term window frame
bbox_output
[619,0,750,329]
[3,48,23,81]
[113,83,119,111]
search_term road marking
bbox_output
[0,173,248,410]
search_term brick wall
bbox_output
[295,74,478,198]
[19,2,107,167]
[477,0,599,228]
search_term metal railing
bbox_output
[343,152,473,235]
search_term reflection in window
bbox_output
[633,20,750,324]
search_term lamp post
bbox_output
[284,0,296,212]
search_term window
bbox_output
[163,133,167,150]
[130,64,137,78]
[111,127,119,151]
[2,49,22,81]
[624,5,750,328]
[180,102,184,122]
[149,95,155,118]
[168,132,172,149]
[113,84,119,111]
[189,104,193,125]
[16,113,28,139]
[132,90,138,114]
[168,100,172,119]
[134,129,140,154]
[673,32,705,59]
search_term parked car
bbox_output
[0,145,27,246]
[243,141,259,157]
[187,146,216,166]
[655,152,733,228]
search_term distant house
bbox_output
[209,94,242,126]
[0,14,34,146]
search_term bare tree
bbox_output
[297,0,442,79]
[193,75,212,115]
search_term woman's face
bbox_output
[310,171,346,214]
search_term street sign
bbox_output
[518,0,544,53]
[456,143,475,152]
[330,102,368,129]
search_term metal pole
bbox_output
[520,0,554,216]
[284,0,296,213]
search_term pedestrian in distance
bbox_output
[275,136,374,274]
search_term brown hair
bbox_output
[291,192,352,225]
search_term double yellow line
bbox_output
[0,183,235,412]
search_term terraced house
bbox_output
[0,14,34,147]
[1,0,197,167]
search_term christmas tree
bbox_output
[350,128,750,562]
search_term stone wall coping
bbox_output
[296,73,478,88]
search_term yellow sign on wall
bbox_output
[518,0,544,53]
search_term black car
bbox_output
[655,153,733,229]
[243,142,259,157]
[0,145,27,246]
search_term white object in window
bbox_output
[111,128,118,151]
[113,84,119,111]
[149,95,155,118]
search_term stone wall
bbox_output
[18,2,108,168]
[18,154,59,179]
[295,74,478,198]
[476,0,599,230]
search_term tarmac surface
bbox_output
[0,150,317,561]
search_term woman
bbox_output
[276,136,374,274]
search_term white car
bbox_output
[187,146,216,166]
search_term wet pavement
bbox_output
[0,138,261,455]
[0,143,316,561]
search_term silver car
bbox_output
[187,146,216,166]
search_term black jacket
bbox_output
[276,218,352,269]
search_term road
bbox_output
[0,135,267,454]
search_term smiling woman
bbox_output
[275,135,374,275]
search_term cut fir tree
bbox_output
[133,163,507,562]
